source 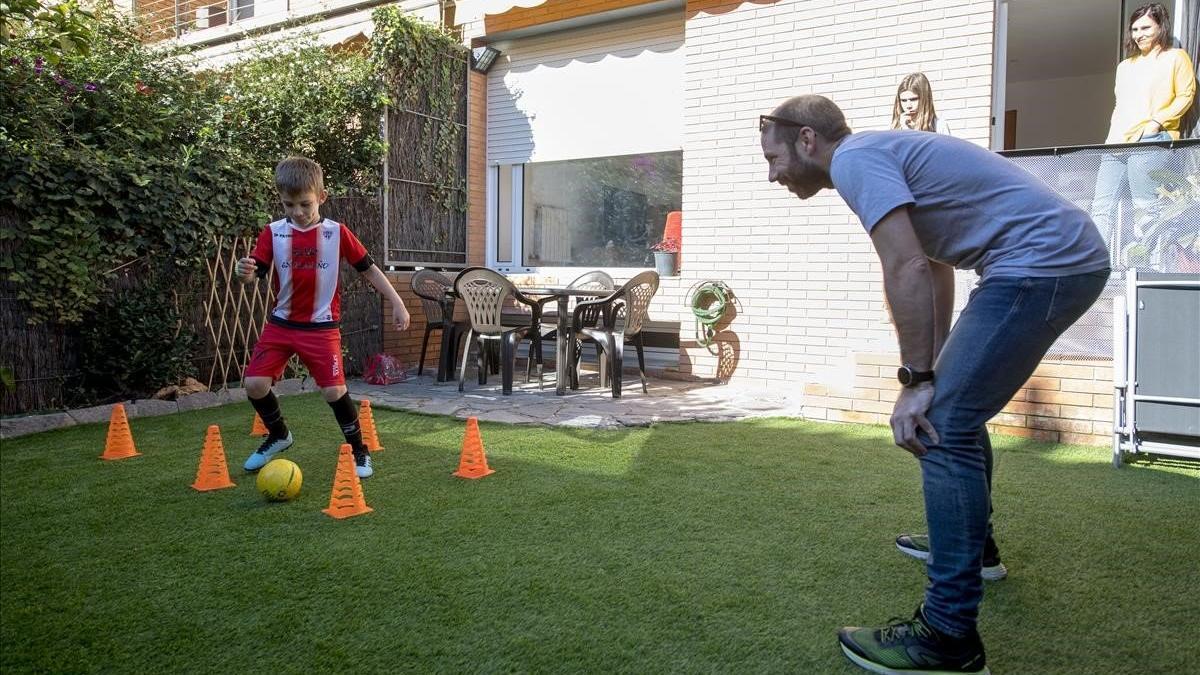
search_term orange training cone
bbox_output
[359,399,383,452]
[251,413,267,437]
[192,425,236,491]
[453,417,494,479]
[323,444,373,519]
[101,403,140,460]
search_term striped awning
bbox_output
[453,0,550,24]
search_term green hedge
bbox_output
[0,5,462,403]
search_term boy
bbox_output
[236,157,411,478]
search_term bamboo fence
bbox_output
[1,195,383,415]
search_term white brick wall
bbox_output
[460,0,1115,444]
[659,0,996,393]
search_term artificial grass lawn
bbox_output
[2,394,1197,674]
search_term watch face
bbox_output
[897,366,911,385]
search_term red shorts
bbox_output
[245,323,345,387]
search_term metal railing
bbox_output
[989,139,1200,360]
[136,0,248,40]
[136,0,421,42]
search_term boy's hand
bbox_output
[391,302,411,332]
[235,257,257,283]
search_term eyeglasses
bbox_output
[759,114,809,132]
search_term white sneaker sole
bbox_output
[841,642,990,675]
[896,542,1008,581]
[981,563,1008,581]
[896,541,932,562]
[354,456,373,479]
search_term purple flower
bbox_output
[84,82,98,92]
[53,75,76,94]
[8,57,21,67]
[34,57,44,74]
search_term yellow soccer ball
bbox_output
[257,459,302,502]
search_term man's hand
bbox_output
[890,382,938,457]
[235,257,257,283]
[391,302,411,332]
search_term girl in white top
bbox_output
[891,73,953,135]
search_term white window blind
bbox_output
[486,11,684,165]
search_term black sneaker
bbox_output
[895,534,1008,581]
[838,605,989,674]
[352,446,374,479]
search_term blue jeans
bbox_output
[1090,131,1172,263]
[918,269,1110,637]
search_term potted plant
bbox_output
[1132,168,1200,271]
[650,238,680,277]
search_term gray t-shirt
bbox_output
[830,130,1110,279]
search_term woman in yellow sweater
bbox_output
[1091,3,1196,266]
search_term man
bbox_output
[760,95,1110,674]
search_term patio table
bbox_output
[436,285,609,395]
[520,287,611,395]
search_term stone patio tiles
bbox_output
[349,373,806,429]
[2,374,807,440]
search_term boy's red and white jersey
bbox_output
[251,218,369,328]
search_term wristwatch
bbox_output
[897,365,934,388]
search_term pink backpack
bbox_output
[363,353,407,385]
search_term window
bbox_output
[484,12,684,270]
[232,0,253,21]
[194,4,226,30]
[517,151,681,268]
[994,0,1127,149]
[495,165,515,264]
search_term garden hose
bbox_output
[690,281,730,348]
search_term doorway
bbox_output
[994,0,1124,150]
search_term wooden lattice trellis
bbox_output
[202,234,274,390]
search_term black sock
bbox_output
[328,393,365,454]
[249,391,289,439]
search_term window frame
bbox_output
[487,152,682,276]
[231,0,254,23]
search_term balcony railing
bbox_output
[135,0,373,42]
[1002,139,1200,274]
[999,139,1200,359]
[136,0,246,40]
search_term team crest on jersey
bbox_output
[323,229,333,240]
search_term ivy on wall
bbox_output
[0,3,467,401]
[1,5,466,327]
[210,37,389,195]
[371,6,468,212]
[1,10,275,325]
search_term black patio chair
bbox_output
[410,269,468,378]
[567,270,660,398]
[532,270,616,385]
[537,270,616,334]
